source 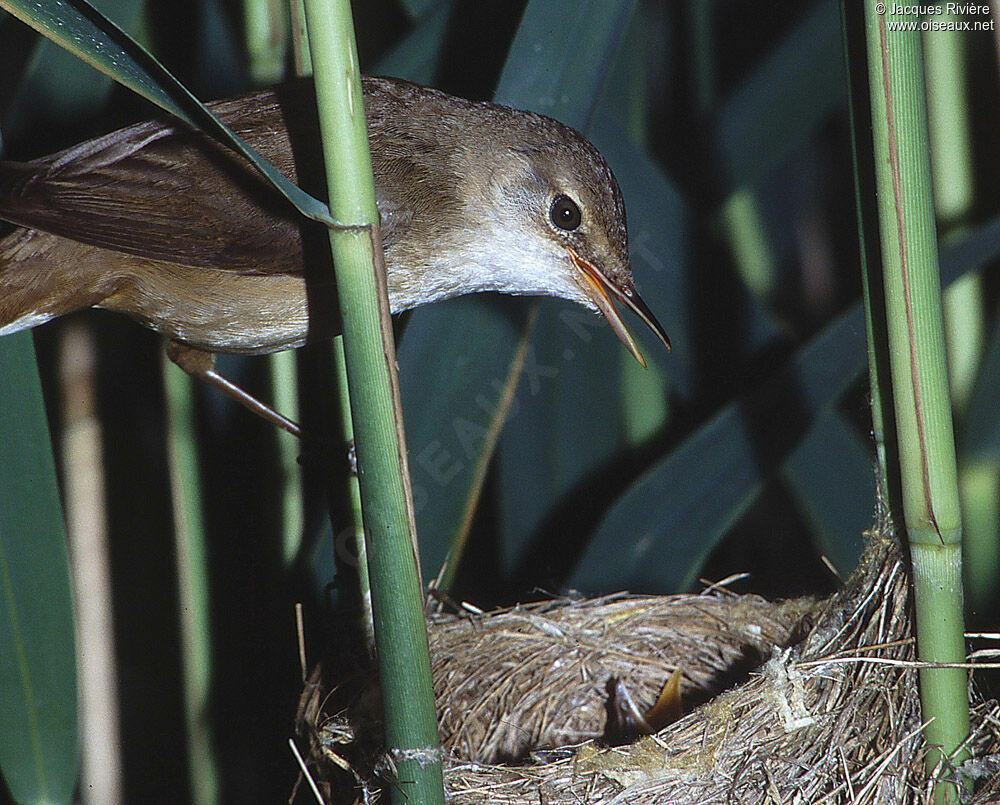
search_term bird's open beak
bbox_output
[568,247,671,368]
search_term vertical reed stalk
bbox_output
[862,4,970,798]
[300,1,444,801]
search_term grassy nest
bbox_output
[296,518,1000,803]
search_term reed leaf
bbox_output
[0,334,78,805]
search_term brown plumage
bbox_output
[0,76,669,362]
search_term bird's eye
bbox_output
[550,194,582,231]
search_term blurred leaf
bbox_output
[954,217,1000,460]
[374,0,454,85]
[588,114,692,390]
[938,216,1000,292]
[2,0,145,139]
[570,303,868,593]
[494,0,637,124]
[596,0,671,142]
[781,409,872,576]
[397,0,440,21]
[962,313,1000,462]
[244,0,288,85]
[595,67,800,390]
[589,113,788,393]
[193,0,244,97]
[497,299,627,571]
[714,0,846,194]
[398,297,528,584]
[0,334,78,804]
[569,211,1000,593]
[620,348,669,447]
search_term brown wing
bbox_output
[0,76,471,278]
[0,80,326,274]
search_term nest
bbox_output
[296,520,1000,803]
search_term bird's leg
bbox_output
[166,340,302,438]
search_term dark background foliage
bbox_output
[1,1,998,801]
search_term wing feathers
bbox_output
[0,81,322,273]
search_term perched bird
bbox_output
[0,76,669,430]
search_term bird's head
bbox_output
[467,108,671,366]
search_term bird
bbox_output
[0,76,670,433]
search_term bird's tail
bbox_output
[0,226,119,336]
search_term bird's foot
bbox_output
[166,340,302,438]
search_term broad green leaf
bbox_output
[2,0,145,139]
[714,0,846,194]
[0,334,78,804]
[494,0,638,125]
[497,299,627,573]
[569,211,1000,593]
[0,0,334,227]
[781,409,872,576]
[398,296,529,584]
[374,0,454,85]
[570,303,868,593]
